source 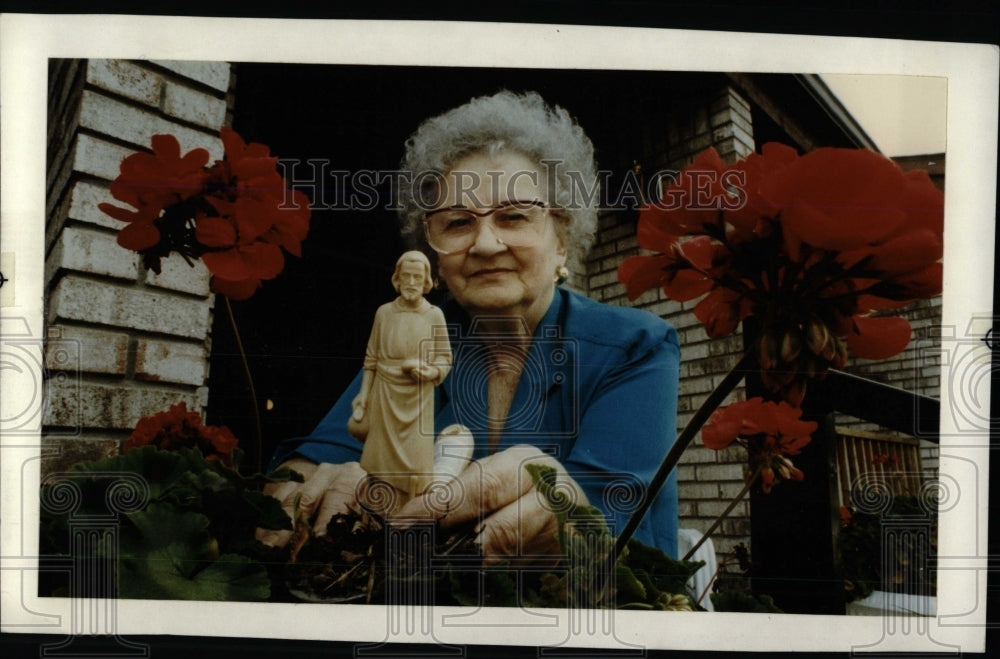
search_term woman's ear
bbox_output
[553,213,570,258]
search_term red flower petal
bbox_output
[195,216,238,248]
[242,241,285,279]
[678,235,717,271]
[220,128,249,162]
[867,228,943,276]
[117,221,161,251]
[693,287,743,338]
[99,202,158,224]
[845,315,912,360]
[636,211,681,252]
[232,196,277,242]
[892,262,943,298]
[202,242,284,281]
[179,146,211,172]
[211,276,262,300]
[765,148,908,251]
[618,254,673,301]
[202,248,253,280]
[150,133,182,160]
[702,404,744,450]
[662,268,714,302]
[902,169,944,235]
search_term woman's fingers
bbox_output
[255,479,299,548]
[476,491,562,565]
[292,462,343,517]
[312,462,367,536]
[389,444,586,564]
[255,460,342,548]
[391,445,585,533]
[445,445,585,529]
[389,448,525,525]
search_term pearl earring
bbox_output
[554,264,569,284]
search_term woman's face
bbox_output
[434,151,567,328]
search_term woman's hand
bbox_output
[256,458,368,547]
[391,445,586,565]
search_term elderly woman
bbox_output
[260,90,680,560]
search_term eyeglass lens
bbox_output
[423,201,548,253]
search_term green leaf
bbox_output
[525,463,703,610]
[239,489,292,531]
[711,590,783,613]
[620,538,703,598]
[64,446,210,508]
[613,563,648,604]
[525,463,611,556]
[111,502,269,601]
[446,569,520,608]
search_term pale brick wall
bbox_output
[587,85,756,561]
[43,59,233,476]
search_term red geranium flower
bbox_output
[702,398,818,493]
[99,134,210,251]
[618,143,943,404]
[123,402,239,466]
[100,129,311,300]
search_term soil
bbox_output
[280,511,481,604]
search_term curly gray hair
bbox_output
[399,90,599,258]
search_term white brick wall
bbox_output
[86,59,162,106]
[45,325,129,376]
[43,58,233,476]
[134,338,209,386]
[78,89,225,157]
[48,277,212,339]
[163,82,228,129]
[150,60,231,92]
[45,225,140,285]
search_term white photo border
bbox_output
[1,13,996,653]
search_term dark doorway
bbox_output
[206,62,732,470]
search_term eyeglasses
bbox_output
[422,200,552,255]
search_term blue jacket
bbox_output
[269,287,680,557]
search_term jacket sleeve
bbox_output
[561,318,681,558]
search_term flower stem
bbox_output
[224,297,264,473]
[682,465,761,562]
[613,346,756,559]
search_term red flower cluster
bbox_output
[99,129,310,300]
[123,402,239,467]
[618,144,943,404]
[702,398,818,493]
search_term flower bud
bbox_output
[804,317,829,357]
[802,355,818,379]
[780,330,802,364]
[760,330,780,371]
[832,337,849,369]
[660,593,694,611]
[782,378,806,407]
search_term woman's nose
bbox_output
[467,217,507,256]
